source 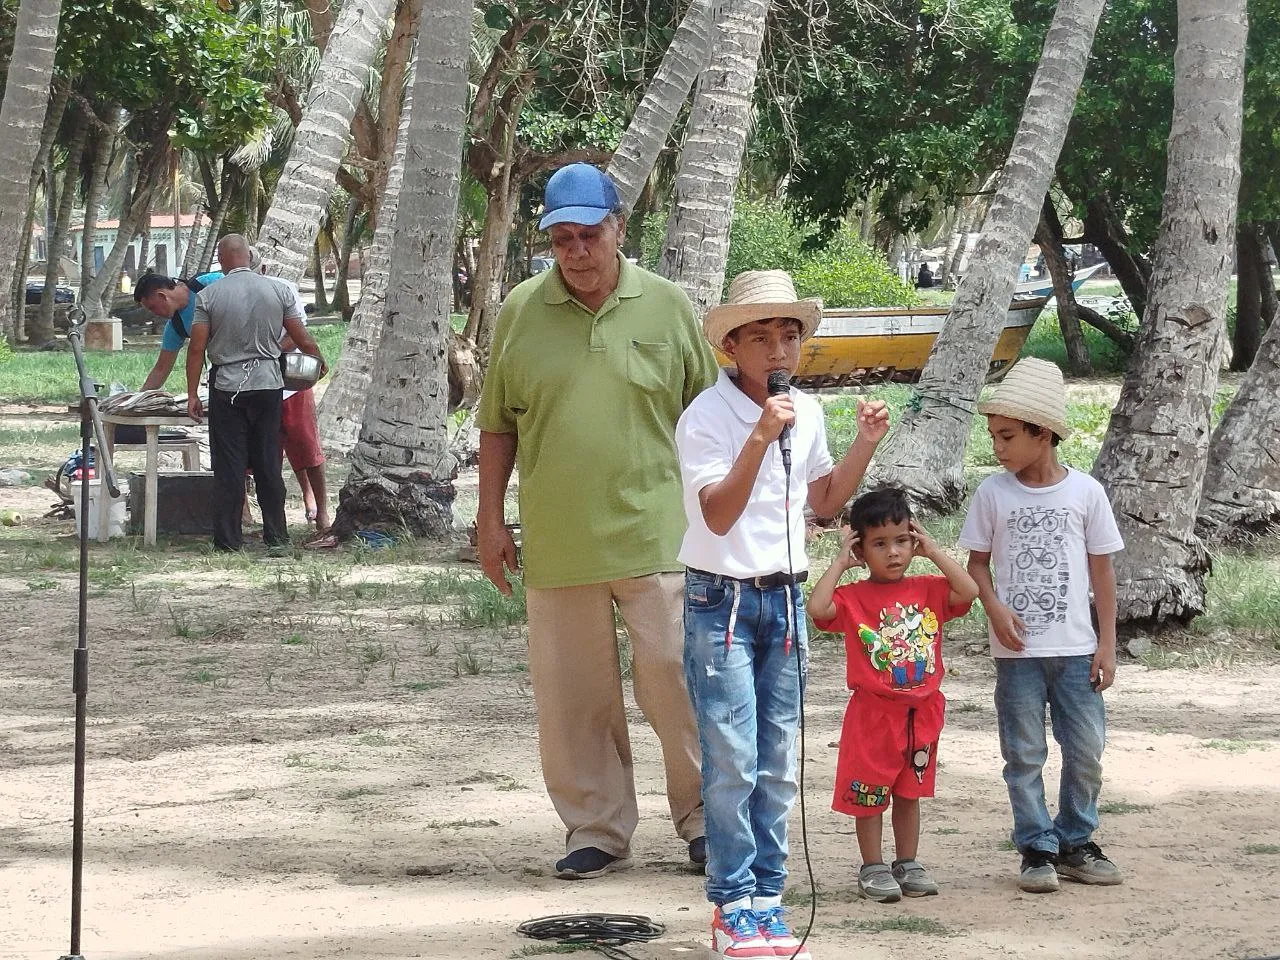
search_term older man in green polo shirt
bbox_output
[476,164,718,880]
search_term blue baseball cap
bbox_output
[538,164,621,230]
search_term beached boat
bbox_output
[742,296,1050,389]
[1014,261,1106,298]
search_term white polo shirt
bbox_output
[676,369,833,578]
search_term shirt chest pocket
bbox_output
[627,339,673,392]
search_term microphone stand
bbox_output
[59,307,119,960]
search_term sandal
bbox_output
[303,532,341,551]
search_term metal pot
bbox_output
[282,351,322,391]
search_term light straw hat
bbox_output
[977,357,1071,440]
[703,270,823,349]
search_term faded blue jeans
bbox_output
[994,655,1106,855]
[683,570,806,905]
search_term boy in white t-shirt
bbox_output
[956,358,1126,894]
[676,270,890,959]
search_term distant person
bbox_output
[134,271,223,390]
[957,358,1125,894]
[247,246,330,532]
[185,234,326,552]
[915,263,935,289]
[808,488,978,903]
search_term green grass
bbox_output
[0,324,346,404]
[844,915,952,936]
[1098,800,1153,815]
[417,569,528,627]
[1200,738,1271,753]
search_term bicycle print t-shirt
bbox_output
[957,467,1124,658]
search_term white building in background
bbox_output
[64,212,212,282]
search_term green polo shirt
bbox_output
[477,256,718,589]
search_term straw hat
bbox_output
[703,270,823,349]
[977,357,1071,440]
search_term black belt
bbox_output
[687,567,808,589]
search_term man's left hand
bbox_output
[856,399,891,444]
[187,394,204,423]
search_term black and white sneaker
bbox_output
[1057,841,1123,885]
[1018,849,1060,893]
[554,846,632,880]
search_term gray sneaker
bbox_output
[858,863,903,903]
[891,858,939,897]
[1018,850,1060,893]
[1057,841,1123,885]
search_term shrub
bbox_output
[641,196,814,284]
[793,229,919,308]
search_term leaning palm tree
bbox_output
[1197,312,1280,545]
[866,0,1109,512]
[327,0,470,540]
[0,0,65,342]
[315,71,414,455]
[607,0,715,212]
[1092,0,1247,624]
[659,0,771,314]
[255,0,397,283]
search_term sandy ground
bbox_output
[1,504,1279,960]
[2,389,1279,960]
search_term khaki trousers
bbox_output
[525,571,705,857]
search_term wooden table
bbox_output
[100,413,201,546]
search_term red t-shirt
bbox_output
[813,575,972,703]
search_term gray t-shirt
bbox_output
[193,267,302,392]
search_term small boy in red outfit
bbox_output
[808,487,979,903]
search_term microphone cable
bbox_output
[515,913,664,960]
[781,444,817,960]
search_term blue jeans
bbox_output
[683,570,806,905]
[994,655,1106,854]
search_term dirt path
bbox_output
[2,544,1279,959]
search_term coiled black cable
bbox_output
[516,913,665,960]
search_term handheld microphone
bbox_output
[766,370,792,473]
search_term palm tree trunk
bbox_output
[1035,195,1092,375]
[255,0,397,283]
[659,0,771,314]
[314,235,331,312]
[317,73,413,456]
[331,195,359,317]
[606,0,716,212]
[866,0,1107,512]
[0,0,64,342]
[1197,305,1280,543]
[82,143,164,317]
[1091,0,1247,625]
[178,189,206,278]
[79,103,117,295]
[329,0,468,540]
[1082,194,1150,319]
[31,113,87,345]
[1231,222,1263,370]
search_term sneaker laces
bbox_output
[725,908,761,940]
[758,906,793,939]
[1024,850,1056,869]
[1073,841,1108,862]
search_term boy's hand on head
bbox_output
[839,527,864,572]
[908,519,939,561]
[988,601,1027,652]
[754,393,796,444]
[855,399,890,444]
[1091,646,1116,692]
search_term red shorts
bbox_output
[832,689,944,817]
[280,389,326,472]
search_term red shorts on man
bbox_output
[832,688,944,817]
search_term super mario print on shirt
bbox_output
[813,575,972,703]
